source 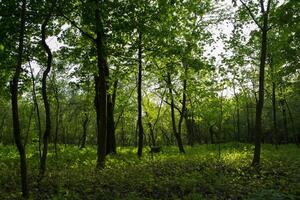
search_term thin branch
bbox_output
[60,13,96,42]
[240,0,263,30]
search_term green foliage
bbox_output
[0,143,299,199]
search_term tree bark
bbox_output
[177,63,187,152]
[10,0,29,197]
[95,0,107,168]
[280,99,288,143]
[270,56,278,145]
[0,112,7,143]
[167,72,185,153]
[80,113,89,149]
[106,97,116,154]
[137,29,144,157]
[252,1,270,166]
[53,81,60,156]
[40,14,53,177]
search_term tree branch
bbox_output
[240,0,263,30]
[60,13,96,42]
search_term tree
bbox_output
[238,0,272,166]
[10,0,29,197]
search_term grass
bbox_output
[0,143,299,199]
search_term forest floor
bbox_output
[0,143,299,199]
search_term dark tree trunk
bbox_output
[0,112,7,143]
[167,72,185,153]
[220,92,224,141]
[177,63,187,152]
[54,88,60,157]
[236,97,240,141]
[105,62,117,155]
[270,57,278,145]
[280,99,288,143]
[10,0,29,197]
[233,79,240,142]
[24,107,33,146]
[246,99,251,142]
[137,29,144,157]
[40,15,53,177]
[145,112,156,147]
[252,3,270,166]
[106,97,116,154]
[80,113,89,149]
[95,0,107,168]
[284,100,297,145]
[186,112,194,146]
[121,117,126,147]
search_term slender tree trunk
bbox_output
[177,63,187,152]
[95,0,107,168]
[0,112,7,143]
[10,0,29,197]
[236,97,240,141]
[54,87,60,156]
[233,79,240,142]
[167,72,185,153]
[270,57,278,145]
[137,29,144,157]
[252,10,269,166]
[29,62,42,159]
[80,113,89,149]
[121,117,126,147]
[280,99,288,143]
[40,14,53,177]
[106,96,116,154]
[145,111,156,147]
[24,107,33,146]
[284,100,297,145]
[219,89,224,141]
[246,98,251,142]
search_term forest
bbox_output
[0,0,299,199]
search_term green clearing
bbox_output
[1,143,299,199]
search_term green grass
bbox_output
[0,143,299,199]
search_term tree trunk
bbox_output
[106,97,116,154]
[10,0,29,197]
[0,112,7,143]
[252,10,269,166]
[284,99,297,145]
[40,15,53,177]
[80,113,89,149]
[95,0,107,168]
[186,111,194,146]
[246,98,251,142]
[280,99,288,143]
[137,29,144,157]
[167,72,185,153]
[29,62,42,159]
[24,107,33,146]
[270,56,278,145]
[105,65,117,154]
[233,79,240,142]
[177,63,187,152]
[145,111,156,147]
[54,88,60,157]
